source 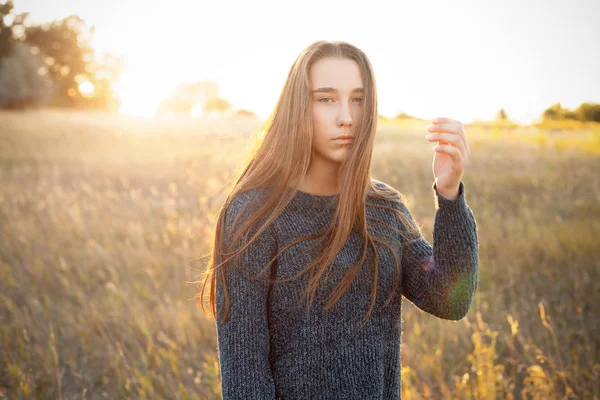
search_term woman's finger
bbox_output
[429,121,470,154]
[434,144,463,165]
[427,133,467,161]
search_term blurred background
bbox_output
[0,0,598,399]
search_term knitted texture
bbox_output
[215,181,479,399]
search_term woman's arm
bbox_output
[216,193,278,399]
[399,181,479,320]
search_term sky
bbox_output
[12,0,600,124]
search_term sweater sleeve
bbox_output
[399,181,479,320]
[216,194,278,399]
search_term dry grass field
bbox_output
[1,109,598,399]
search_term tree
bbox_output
[0,0,27,61]
[394,111,415,120]
[1,4,122,110]
[575,102,600,122]
[496,108,508,121]
[542,103,564,120]
[0,42,55,108]
[203,96,230,114]
[82,52,124,111]
[24,15,97,107]
[234,109,257,118]
[157,80,231,116]
[542,102,600,122]
[563,110,579,120]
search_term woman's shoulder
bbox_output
[368,179,407,205]
[224,187,272,226]
[228,187,270,208]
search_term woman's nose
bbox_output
[337,102,353,126]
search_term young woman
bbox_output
[198,40,478,399]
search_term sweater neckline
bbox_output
[294,188,340,199]
[287,187,339,210]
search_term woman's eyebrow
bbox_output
[312,87,364,94]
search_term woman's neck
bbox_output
[298,156,341,195]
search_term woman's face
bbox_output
[309,57,364,164]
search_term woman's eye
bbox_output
[317,97,362,103]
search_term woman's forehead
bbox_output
[309,57,363,90]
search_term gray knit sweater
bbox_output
[215,180,478,399]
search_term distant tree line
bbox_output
[157,80,233,116]
[541,102,600,122]
[494,103,600,123]
[390,103,600,124]
[0,0,122,110]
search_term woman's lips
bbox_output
[332,137,354,144]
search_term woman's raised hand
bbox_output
[425,117,471,199]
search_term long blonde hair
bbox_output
[196,40,422,328]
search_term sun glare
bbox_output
[190,103,204,118]
[114,71,166,117]
[78,81,95,97]
[118,89,161,117]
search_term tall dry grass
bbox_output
[1,109,598,399]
